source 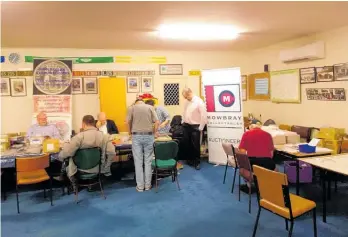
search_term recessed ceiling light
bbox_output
[156,23,240,40]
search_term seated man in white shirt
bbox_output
[27,112,60,139]
[182,88,207,170]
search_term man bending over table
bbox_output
[56,115,116,191]
[27,112,60,139]
[239,120,276,171]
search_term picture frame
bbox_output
[316,66,334,82]
[159,64,183,75]
[306,88,346,101]
[10,78,26,97]
[127,76,140,93]
[141,76,153,93]
[72,77,83,94]
[334,62,348,81]
[83,77,98,94]
[300,67,316,84]
[0,77,11,96]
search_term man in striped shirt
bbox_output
[145,99,171,134]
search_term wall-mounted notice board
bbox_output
[270,69,301,103]
[248,72,270,100]
[241,75,247,101]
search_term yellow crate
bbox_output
[322,139,342,155]
[317,127,345,140]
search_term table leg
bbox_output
[321,170,327,223]
[296,159,300,195]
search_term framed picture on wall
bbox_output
[334,62,348,81]
[127,76,140,93]
[141,76,153,93]
[10,78,26,97]
[159,64,183,75]
[316,66,334,82]
[241,75,247,101]
[300,67,316,84]
[72,77,83,94]
[83,77,98,94]
[1,77,11,96]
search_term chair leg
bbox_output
[313,208,317,237]
[43,186,47,198]
[285,219,288,231]
[49,178,53,206]
[288,221,294,237]
[16,184,20,214]
[223,162,228,184]
[99,176,106,200]
[231,168,237,193]
[252,207,261,237]
[175,168,181,191]
[238,175,241,201]
[155,169,158,193]
[248,187,251,213]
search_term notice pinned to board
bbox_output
[255,78,269,95]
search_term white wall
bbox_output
[243,26,348,131]
[0,49,246,133]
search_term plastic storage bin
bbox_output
[299,144,316,153]
[284,161,313,184]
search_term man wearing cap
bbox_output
[126,99,159,192]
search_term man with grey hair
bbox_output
[182,88,207,170]
[27,112,60,139]
[126,98,159,192]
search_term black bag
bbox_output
[170,115,184,138]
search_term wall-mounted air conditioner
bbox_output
[279,41,325,63]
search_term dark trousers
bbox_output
[249,157,276,171]
[182,123,201,165]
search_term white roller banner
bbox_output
[202,68,244,165]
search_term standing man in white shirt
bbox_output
[182,88,207,170]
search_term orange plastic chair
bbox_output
[252,165,317,237]
[15,154,53,214]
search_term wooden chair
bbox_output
[221,143,238,193]
[279,124,292,131]
[252,165,317,237]
[235,149,253,213]
[15,154,53,214]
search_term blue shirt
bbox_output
[155,106,171,134]
[27,124,60,139]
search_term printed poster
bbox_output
[32,59,73,141]
[202,68,244,165]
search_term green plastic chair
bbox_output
[152,140,180,192]
[72,147,105,203]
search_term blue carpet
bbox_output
[2,162,348,237]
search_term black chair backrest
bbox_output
[263,119,276,126]
[73,147,101,170]
[170,115,182,127]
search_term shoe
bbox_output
[136,186,144,192]
[195,163,201,170]
[177,162,184,170]
[53,175,64,182]
[145,186,152,191]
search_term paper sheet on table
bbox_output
[308,138,320,147]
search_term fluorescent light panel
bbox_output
[157,23,239,40]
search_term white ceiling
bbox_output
[2,1,348,51]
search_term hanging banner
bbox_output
[26,56,114,64]
[115,56,167,64]
[33,59,73,141]
[202,68,244,165]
